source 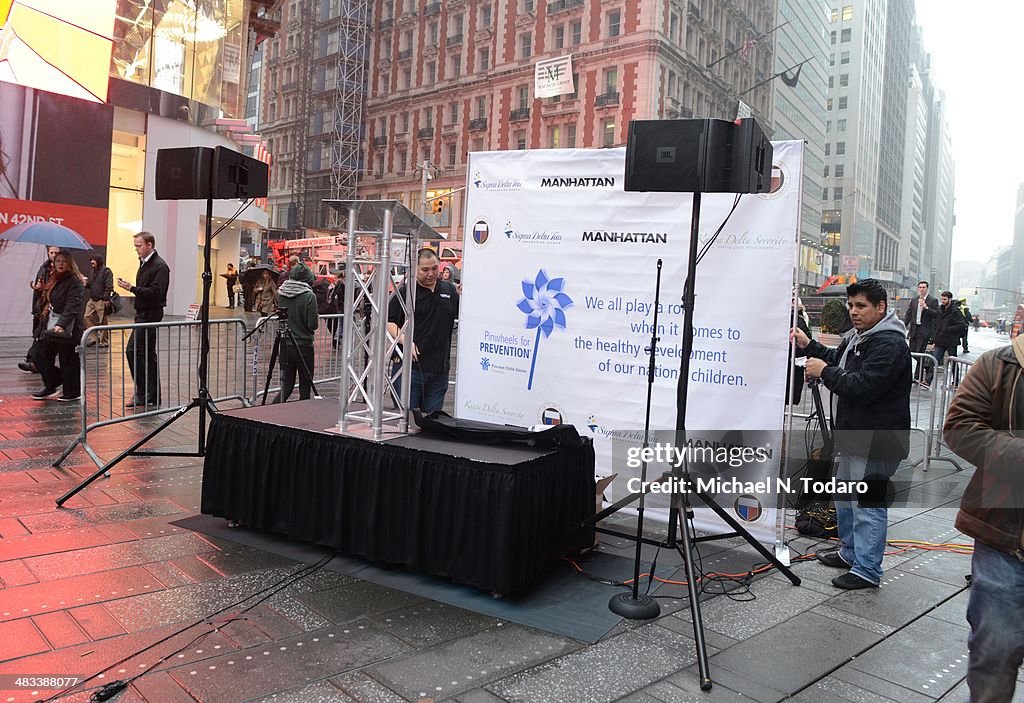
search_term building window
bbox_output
[830,30,836,45]
[548,125,560,148]
[571,20,582,45]
[841,5,853,21]
[570,72,579,99]
[449,102,458,123]
[838,96,848,109]
[384,0,394,19]
[607,9,621,37]
[426,61,436,83]
[429,21,439,45]
[424,106,434,128]
[828,76,834,88]
[602,119,615,147]
[452,55,462,77]
[473,137,484,151]
[448,142,457,166]
[453,13,464,36]
[480,4,492,26]
[421,147,430,163]
[401,111,409,132]
[398,150,407,172]
[829,54,835,67]
[518,84,530,109]
[822,187,828,200]
[823,165,829,177]
[523,0,534,13]
[825,143,831,156]
[377,154,385,175]
[826,98,833,110]
[604,67,617,93]
[520,33,532,59]
[837,118,846,132]
[834,186,844,200]
[841,28,851,42]
[515,129,527,150]
[830,8,838,22]
[476,95,487,118]
[554,24,564,49]
[840,73,849,87]
[835,164,844,177]
[478,46,489,70]
[402,68,411,89]
[840,51,850,64]
[826,120,831,133]
[566,123,577,147]
[835,141,845,155]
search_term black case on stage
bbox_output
[413,411,585,448]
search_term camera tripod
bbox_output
[244,311,321,404]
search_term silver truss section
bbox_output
[327,200,441,439]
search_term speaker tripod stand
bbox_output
[244,311,321,404]
[582,192,800,691]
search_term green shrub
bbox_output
[820,298,848,334]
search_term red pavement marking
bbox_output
[0,560,38,587]
[69,604,127,641]
[0,618,50,661]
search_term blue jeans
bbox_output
[834,455,897,585]
[926,345,955,384]
[408,367,449,413]
[967,540,1024,703]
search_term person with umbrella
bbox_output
[1,222,90,374]
[252,267,278,315]
[19,245,59,373]
[31,250,85,401]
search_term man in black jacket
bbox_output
[903,280,938,383]
[794,279,912,589]
[117,232,170,408]
[925,291,967,386]
[84,254,114,347]
[959,300,972,353]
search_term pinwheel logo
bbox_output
[516,269,573,390]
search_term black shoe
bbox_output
[58,395,81,402]
[832,572,878,590]
[816,550,852,569]
[18,361,37,373]
[31,387,60,400]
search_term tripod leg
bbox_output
[285,331,319,399]
[674,495,713,691]
[262,334,281,406]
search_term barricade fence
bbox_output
[55,319,249,469]
[790,350,941,472]
[247,313,351,403]
[932,355,974,469]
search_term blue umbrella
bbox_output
[1,221,91,250]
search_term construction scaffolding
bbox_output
[289,0,314,229]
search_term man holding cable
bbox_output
[792,278,912,589]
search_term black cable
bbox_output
[209,198,255,241]
[694,194,743,266]
[40,551,335,703]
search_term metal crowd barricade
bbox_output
[248,313,352,403]
[53,318,249,470]
[928,355,974,471]
[790,348,940,472]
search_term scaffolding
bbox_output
[289,0,314,229]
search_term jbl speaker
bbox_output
[155,147,213,200]
[156,146,269,200]
[211,146,269,199]
[624,118,772,194]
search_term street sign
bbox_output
[840,255,859,274]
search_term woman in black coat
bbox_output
[31,250,85,401]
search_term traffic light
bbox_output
[432,198,445,214]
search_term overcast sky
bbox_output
[914,1,1023,266]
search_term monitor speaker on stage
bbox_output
[624,118,772,194]
[155,147,213,200]
[155,146,269,200]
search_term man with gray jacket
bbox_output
[273,262,318,403]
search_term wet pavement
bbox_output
[0,313,1012,703]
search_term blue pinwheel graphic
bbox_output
[516,269,573,390]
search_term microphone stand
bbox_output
[608,259,664,620]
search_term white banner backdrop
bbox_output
[456,142,803,543]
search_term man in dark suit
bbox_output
[902,280,938,384]
[117,232,170,408]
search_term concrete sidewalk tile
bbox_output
[0,559,39,587]
[330,671,408,702]
[374,623,576,702]
[831,667,939,703]
[487,624,695,703]
[0,527,111,562]
[32,611,91,650]
[669,666,788,703]
[0,619,50,662]
[825,571,960,629]
[0,517,29,537]
[369,601,499,648]
[249,680,351,702]
[69,604,127,641]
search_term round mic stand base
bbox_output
[608,592,661,620]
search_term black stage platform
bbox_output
[201,399,596,595]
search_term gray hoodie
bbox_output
[838,309,908,370]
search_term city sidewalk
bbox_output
[0,325,1006,703]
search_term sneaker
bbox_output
[31,387,60,400]
[58,395,81,402]
[18,361,37,373]
[816,550,852,569]
[832,572,878,590]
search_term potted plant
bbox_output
[817,298,848,347]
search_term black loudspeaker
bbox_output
[624,118,773,194]
[211,146,269,199]
[155,147,213,200]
